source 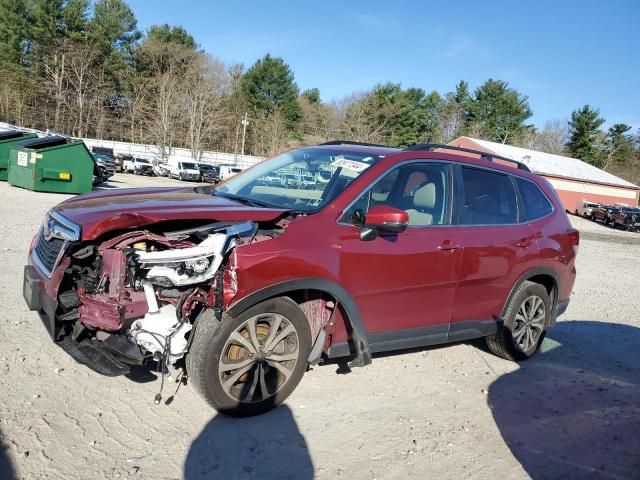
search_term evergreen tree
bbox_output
[147,24,197,49]
[567,105,606,165]
[241,54,301,130]
[469,79,532,143]
[301,88,320,104]
[607,123,633,165]
[0,0,29,68]
[62,0,89,39]
[89,0,139,70]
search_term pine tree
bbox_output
[468,79,532,144]
[607,123,633,166]
[567,105,606,166]
[0,0,29,69]
[241,54,302,130]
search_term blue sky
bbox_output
[128,0,640,130]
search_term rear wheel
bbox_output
[187,298,311,417]
[486,281,550,361]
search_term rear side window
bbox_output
[460,167,518,225]
[516,178,553,221]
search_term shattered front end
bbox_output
[24,212,260,381]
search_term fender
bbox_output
[501,267,560,328]
[226,278,372,368]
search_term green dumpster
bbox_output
[0,131,37,181]
[8,136,98,194]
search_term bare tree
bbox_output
[439,103,465,142]
[338,92,400,143]
[515,119,569,155]
[64,42,101,137]
[145,70,183,159]
[183,55,230,160]
[41,40,68,132]
[139,40,196,159]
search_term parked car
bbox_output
[115,154,132,173]
[23,141,578,417]
[591,204,621,225]
[575,199,600,218]
[609,206,640,231]
[199,165,220,183]
[91,146,114,159]
[154,163,170,177]
[92,154,115,178]
[167,159,201,181]
[123,157,154,176]
[218,164,243,181]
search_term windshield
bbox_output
[137,159,150,164]
[181,162,197,169]
[215,147,383,212]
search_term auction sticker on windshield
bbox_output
[331,158,371,172]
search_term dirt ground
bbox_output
[1,174,638,480]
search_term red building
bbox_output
[448,137,640,210]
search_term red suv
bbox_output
[23,142,578,416]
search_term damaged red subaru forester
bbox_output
[23,141,578,416]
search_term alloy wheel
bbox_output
[512,295,545,352]
[218,313,300,404]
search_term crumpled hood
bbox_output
[53,186,288,240]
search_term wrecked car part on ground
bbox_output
[50,220,266,398]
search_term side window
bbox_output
[461,167,517,225]
[341,163,451,227]
[516,178,553,221]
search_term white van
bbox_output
[575,199,601,217]
[168,159,201,181]
[218,164,243,181]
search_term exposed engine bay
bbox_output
[53,219,285,397]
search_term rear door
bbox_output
[451,166,539,328]
[337,161,463,344]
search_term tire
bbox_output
[187,297,312,417]
[486,281,550,361]
[179,173,183,181]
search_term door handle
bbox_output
[516,238,533,248]
[438,240,460,251]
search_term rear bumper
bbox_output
[23,265,58,340]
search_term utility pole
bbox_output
[240,112,249,158]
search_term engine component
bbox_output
[129,304,192,363]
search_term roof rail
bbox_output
[404,143,531,172]
[319,140,391,148]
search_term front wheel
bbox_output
[187,298,311,417]
[486,281,550,361]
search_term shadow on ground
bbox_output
[489,320,640,480]
[0,427,15,480]
[184,405,313,479]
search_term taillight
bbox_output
[568,228,580,255]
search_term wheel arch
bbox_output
[501,268,560,329]
[226,278,372,367]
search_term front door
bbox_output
[336,161,463,348]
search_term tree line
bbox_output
[0,0,638,184]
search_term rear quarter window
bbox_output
[516,177,554,221]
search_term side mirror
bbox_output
[360,205,409,241]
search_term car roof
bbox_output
[310,142,531,173]
[312,143,401,157]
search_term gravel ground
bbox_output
[0,174,638,480]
